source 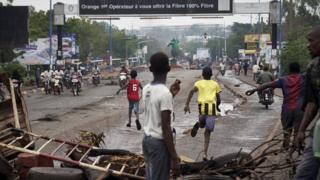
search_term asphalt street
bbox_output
[26,69,282,160]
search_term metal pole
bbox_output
[278,0,283,77]
[258,0,261,52]
[49,0,52,70]
[224,22,226,56]
[109,19,112,71]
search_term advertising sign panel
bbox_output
[79,0,233,16]
[234,2,269,14]
[196,48,210,60]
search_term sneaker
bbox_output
[135,119,141,130]
[126,123,131,127]
[191,122,200,137]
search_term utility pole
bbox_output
[279,0,283,76]
[224,22,227,56]
[49,0,53,70]
[109,18,112,71]
[258,0,261,56]
[53,2,65,67]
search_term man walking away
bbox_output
[252,64,260,81]
[219,61,226,76]
[294,26,320,180]
[35,67,41,88]
[117,70,143,130]
[142,52,180,179]
[184,67,222,160]
[246,62,305,149]
[243,61,249,76]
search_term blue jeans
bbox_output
[142,135,170,180]
[295,137,320,180]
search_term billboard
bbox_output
[79,0,233,16]
[234,2,269,14]
[0,6,29,48]
[196,48,210,60]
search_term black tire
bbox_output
[265,104,268,109]
[27,167,86,180]
[183,174,233,180]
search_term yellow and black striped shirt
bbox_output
[194,80,221,116]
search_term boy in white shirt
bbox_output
[142,52,180,179]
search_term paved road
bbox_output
[28,69,282,161]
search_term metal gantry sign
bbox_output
[79,0,233,16]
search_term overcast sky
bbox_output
[1,0,271,29]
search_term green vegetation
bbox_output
[280,0,320,74]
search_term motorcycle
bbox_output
[260,88,274,109]
[92,72,100,86]
[119,72,128,88]
[53,75,62,95]
[246,88,274,109]
[63,73,71,89]
[71,75,80,96]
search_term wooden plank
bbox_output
[9,79,20,129]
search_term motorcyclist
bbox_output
[55,67,64,91]
[120,65,128,75]
[256,66,274,102]
[71,67,82,89]
[91,67,101,85]
[119,66,129,87]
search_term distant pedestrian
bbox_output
[252,64,260,81]
[142,52,180,179]
[117,69,143,130]
[243,61,249,76]
[184,67,222,160]
[234,62,240,76]
[219,61,226,76]
[35,67,41,88]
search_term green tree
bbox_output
[280,28,311,74]
[29,9,50,41]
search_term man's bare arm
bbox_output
[299,102,318,133]
[296,102,318,149]
[184,87,198,113]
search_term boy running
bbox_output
[184,67,222,160]
[117,69,143,130]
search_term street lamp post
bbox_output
[49,0,53,70]
[109,18,113,71]
[278,0,283,77]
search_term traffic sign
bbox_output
[79,0,233,16]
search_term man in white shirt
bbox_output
[252,64,260,81]
[142,52,180,179]
[219,62,226,76]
